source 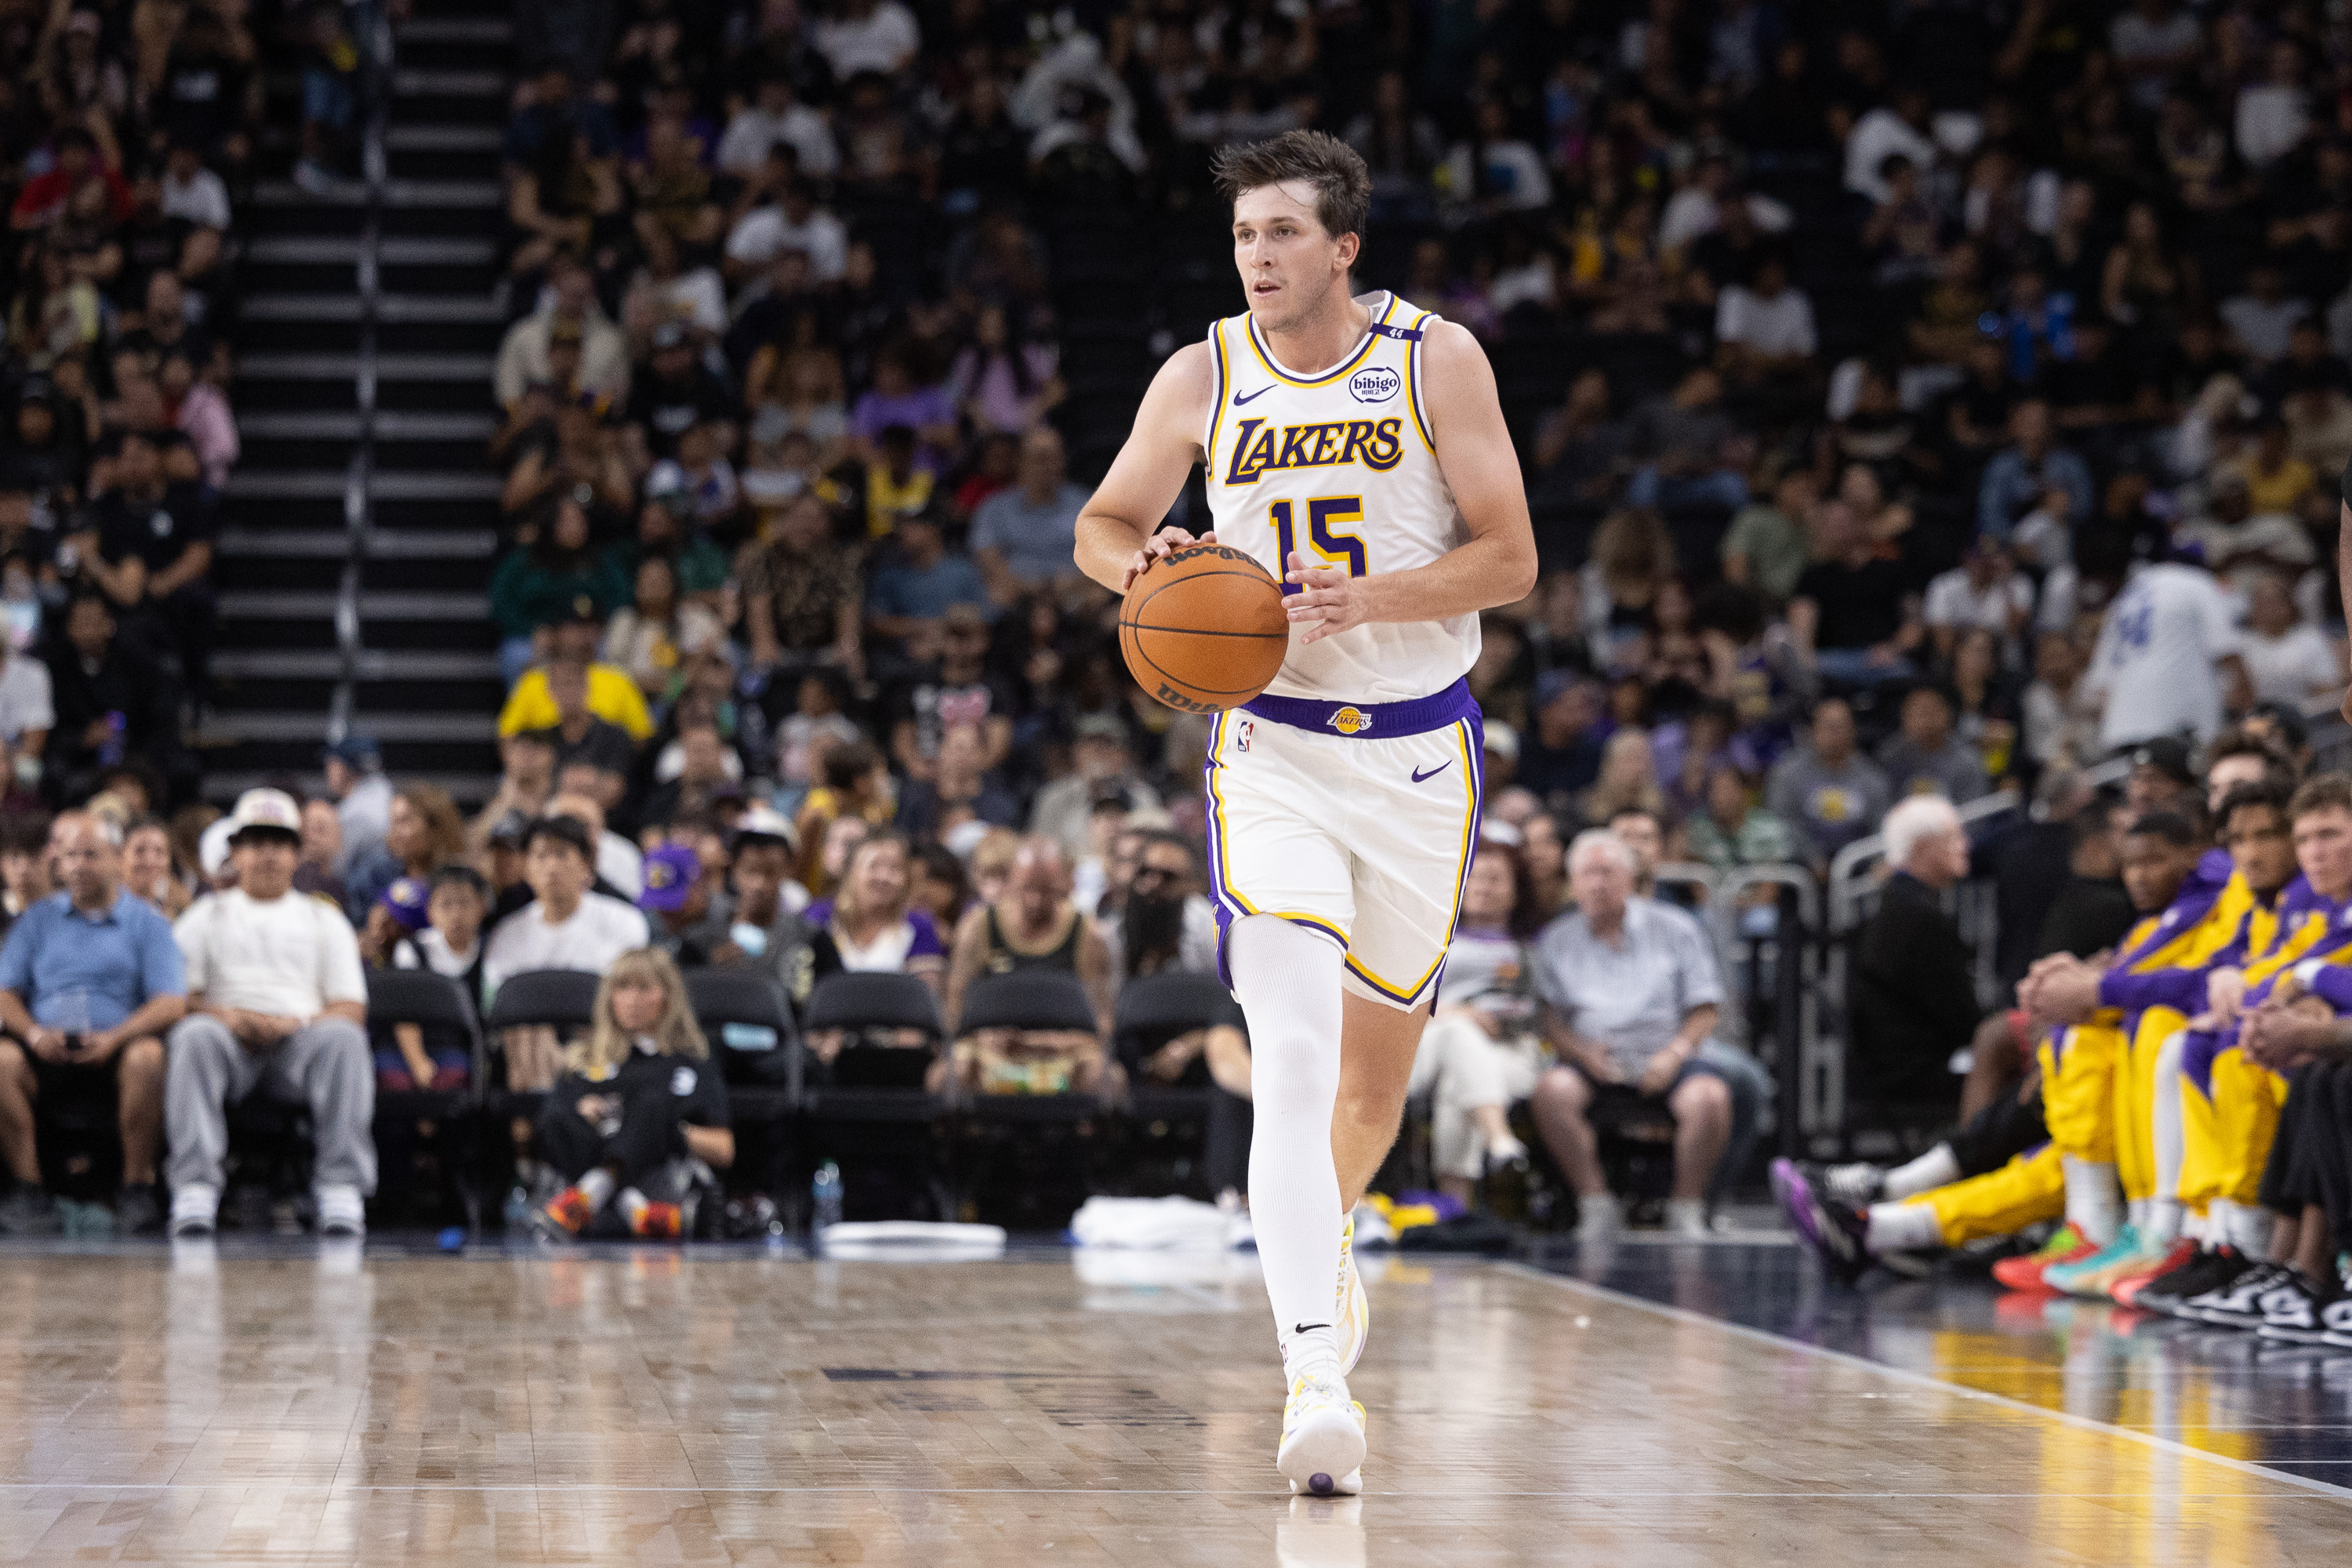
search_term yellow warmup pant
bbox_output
[2038,1022,2123,1164]
[2114,1006,2189,1203]
[1911,1143,2067,1247]
[2177,1046,2288,1211]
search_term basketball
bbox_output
[1120,543,1290,713]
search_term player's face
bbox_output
[1232,181,1356,332]
[2223,806,2296,895]
[2293,805,2352,900]
[2205,754,2270,814]
[2118,833,2195,913]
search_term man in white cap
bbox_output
[164,789,374,1237]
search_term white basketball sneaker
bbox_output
[1334,1215,1370,1375]
[1277,1372,1367,1497]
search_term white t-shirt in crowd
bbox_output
[481,892,649,1002]
[811,1,919,78]
[1715,285,1817,358]
[715,103,839,179]
[395,929,481,981]
[2242,623,2342,707]
[1922,568,2034,642]
[175,888,368,1018]
[0,655,54,743]
[2089,563,2245,749]
[599,831,644,900]
[161,165,233,230]
[724,204,849,281]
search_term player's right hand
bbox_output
[1120,527,1216,591]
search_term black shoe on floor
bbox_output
[114,1182,163,1237]
[0,1184,62,1236]
[2136,1246,2241,1317]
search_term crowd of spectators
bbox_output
[0,0,257,814]
[10,0,2352,1233]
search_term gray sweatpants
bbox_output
[165,1014,377,1195]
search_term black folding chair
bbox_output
[365,968,488,1233]
[1111,971,1243,1196]
[482,968,601,1120]
[804,972,945,1097]
[947,971,1112,1230]
[798,972,951,1224]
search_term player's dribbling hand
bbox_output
[1285,554,1373,644]
[1121,527,1216,590]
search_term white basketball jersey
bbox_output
[1200,291,1480,705]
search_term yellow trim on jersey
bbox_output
[1403,310,1438,454]
[2241,905,2334,989]
[1204,319,1229,475]
[1243,292,1398,388]
[1340,720,1479,1006]
[1203,711,1353,947]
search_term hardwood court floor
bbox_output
[0,1241,2346,1566]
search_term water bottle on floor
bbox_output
[811,1162,843,1236]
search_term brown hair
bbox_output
[395,783,468,872]
[2290,773,2352,821]
[1211,130,1373,245]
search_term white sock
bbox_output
[2125,1198,2149,1231]
[616,1187,648,1229]
[1865,1201,1944,1254]
[575,1168,615,1212]
[2146,1197,2185,1244]
[2061,1157,2123,1247]
[2212,1198,2274,1259]
[1665,1198,1708,1234]
[1282,1325,1341,1385]
[1881,1144,1962,1200]
[1229,915,1347,1372]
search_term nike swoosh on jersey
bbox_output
[1410,761,1453,783]
[1233,387,1274,405]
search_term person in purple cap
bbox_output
[639,843,728,967]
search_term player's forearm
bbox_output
[1355,530,1537,626]
[1074,510,1155,593]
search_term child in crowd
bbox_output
[528,948,735,1240]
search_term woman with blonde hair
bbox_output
[527,949,735,1242]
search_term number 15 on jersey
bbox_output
[1270,497,1366,594]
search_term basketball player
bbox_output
[1073,130,1537,1495]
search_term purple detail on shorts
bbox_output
[1244,677,1477,739]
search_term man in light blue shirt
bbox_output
[970,426,1088,601]
[0,811,187,1235]
[1976,398,2093,543]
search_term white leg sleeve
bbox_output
[2151,1029,2187,1202]
[1229,914,1348,1348]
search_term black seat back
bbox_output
[684,968,797,1087]
[806,972,942,1089]
[483,969,601,1033]
[957,971,1098,1036]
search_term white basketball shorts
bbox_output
[1203,678,1486,1011]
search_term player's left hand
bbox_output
[1285,554,1374,644]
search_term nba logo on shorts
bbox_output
[1236,720,1254,753]
[1348,366,1399,402]
[1327,706,1372,735]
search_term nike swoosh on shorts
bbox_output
[1410,761,1453,783]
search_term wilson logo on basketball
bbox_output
[1327,707,1373,735]
[1348,366,1400,403]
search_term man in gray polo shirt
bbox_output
[0,811,187,1235]
[1527,829,1735,1239]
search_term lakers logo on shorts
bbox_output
[1327,706,1372,735]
